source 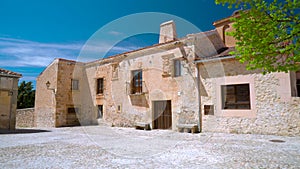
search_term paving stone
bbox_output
[0,126,299,168]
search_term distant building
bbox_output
[35,13,300,136]
[0,68,22,130]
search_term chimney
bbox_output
[159,20,177,43]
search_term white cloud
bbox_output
[0,37,144,67]
[0,37,82,67]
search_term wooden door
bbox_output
[153,100,172,129]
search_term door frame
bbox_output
[152,100,172,130]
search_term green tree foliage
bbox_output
[216,0,300,73]
[17,81,35,109]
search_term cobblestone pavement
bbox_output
[0,126,299,169]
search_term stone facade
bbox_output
[198,59,300,136]
[213,11,238,47]
[35,59,95,127]
[16,108,35,127]
[34,13,300,136]
[84,41,200,130]
[0,68,22,130]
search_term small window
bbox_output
[204,105,214,115]
[174,59,181,77]
[71,79,79,90]
[97,78,104,94]
[117,105,121,112]
[97,105,103,119]
[131,70,143,94]
[68,107,79,114]
[221,84,250,109]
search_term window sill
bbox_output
[129,92,146,96]
[96,94,104,98]
[219,109,256,118]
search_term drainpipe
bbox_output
[196,64,202,133]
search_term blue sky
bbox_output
[0,0,234,87]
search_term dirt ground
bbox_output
[0,126,299,168]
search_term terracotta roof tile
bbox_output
[0,68,22,77]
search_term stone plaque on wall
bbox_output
[111,63,119,80]
[161,54,174,77]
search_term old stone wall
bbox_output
[35,58,95,127]
[213,15,237,47]
[55,59,85,126]
[0,76,19,130]
[16,108,35,127]
[35,59,58,127]
[85,44,199,130]
[199,59,300,136]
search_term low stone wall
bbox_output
[16,108,35,128]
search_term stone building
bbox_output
[0,68,22,130]
[35,58,94,127]
[35,13,300,136]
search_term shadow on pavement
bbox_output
[0,129,51,134]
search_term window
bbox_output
[174,59,181,77]
[68,107,79,114]
[97,105,103,119]
[204,105,214,115]
[221,84,250,109]
[117,105,121,112]
[71,79,79,90]
[132,70,142,94]
[97,78,104,94]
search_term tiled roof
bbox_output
[86,29,223,66]
[85,39,182,66]
[0,68,22,78]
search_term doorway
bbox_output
[66,107,80,126]
[97,105,103,119]
[153,100,172,129]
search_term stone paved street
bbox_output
[0,126,299,168]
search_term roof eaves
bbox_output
[194,55,236,64]
[0,68,22,78]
